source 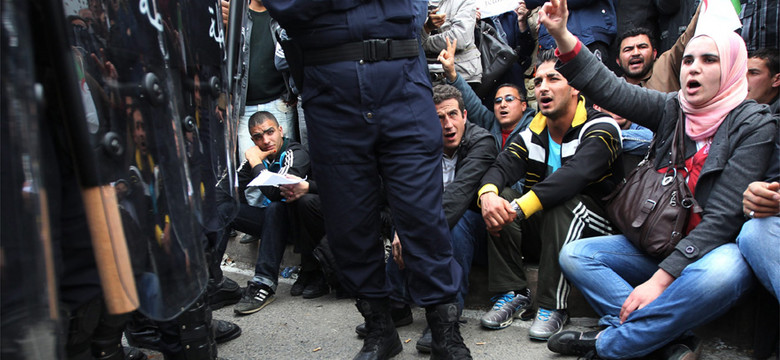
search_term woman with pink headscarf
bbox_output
[534,0,778,358]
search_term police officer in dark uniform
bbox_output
[264,1,471,359]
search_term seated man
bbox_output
[746,47,779,114]
[592,104,651,159]
[463,46,624,339]
[224,111,321,315]
[737,126,779,299]
[439,38,536,156]
[376,84,499,352]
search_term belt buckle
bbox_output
[363,39,390,62]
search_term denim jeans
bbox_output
[559,235,754,359]
[388,209,487,308]
[228,201,290,292]
[238,98,296,157]
[737,217,780,299]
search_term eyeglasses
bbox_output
[494,95,523,104]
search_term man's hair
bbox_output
[537,49,557,66]
[248,111,279,130]
[495,83,527,101]
[749,48,780,76]
[432,84,465,111]
[615,27,657,53]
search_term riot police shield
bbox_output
[56,0,208,320]
[169,0,239,232]
[1,0,60,357]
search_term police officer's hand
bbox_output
[280,175,309,202]
[437,37,458,82]
[743,181,780,218]
[480,192,517,236]
[391,233,404,270]
[245,145,274,168]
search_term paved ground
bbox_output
[129,235,761,359]
[133,267,751,360]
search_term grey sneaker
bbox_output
[234,282,275,315]
[529,308,568,340]
[480,290,532,329]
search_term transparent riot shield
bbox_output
[55,0,208,320]
[166,0,239,232]
[1,0,60,357]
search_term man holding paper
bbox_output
[225,111,326,315]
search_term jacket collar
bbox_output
[528,96,588,135]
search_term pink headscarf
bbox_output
[678,30,748,141]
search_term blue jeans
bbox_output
[450,209,488,307]
[229,201,291,292]
[559,235,754,359]
[388,209,487,308]
[737,217,780,299]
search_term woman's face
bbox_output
[680,37,722,106]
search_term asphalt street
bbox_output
[205,267,753,360]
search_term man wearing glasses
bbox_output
[441,45,624,340]
[440,38,536,153]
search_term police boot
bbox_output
[159,296,217,360]
[425,303,472,360]
[353,298,403,360]
[207,276,242,310]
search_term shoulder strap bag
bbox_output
[604,113,701,258]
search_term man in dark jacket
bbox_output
[264,2,472,358]
[475,50,623,340]
[227,111,317,316]
[439,38,536,183]
[383,84,498,353]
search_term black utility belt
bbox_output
[303,38,419,66]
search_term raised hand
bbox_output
[537,0,578,53]
[437,37,458,82]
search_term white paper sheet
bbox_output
[247,170,301,187]
[477,0,518,18]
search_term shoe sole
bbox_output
[215,326,242,344]
[481,316,513,329]
[302,289,330,299]
[528,322,567,341]
[234,296,276,315]
[482,307,527,329]
[415,343,431,353]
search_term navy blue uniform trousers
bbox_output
[300,55,462,306]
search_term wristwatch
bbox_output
[510,199,525,219]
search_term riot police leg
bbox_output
[157,295,215,360]
[206,230,241,310]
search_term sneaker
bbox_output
[302,273,330,299]
[290,271,312,296]
[239,233,260,244]
[480,290,532,329]
[234,282,275,315]
[529,308,568,340]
